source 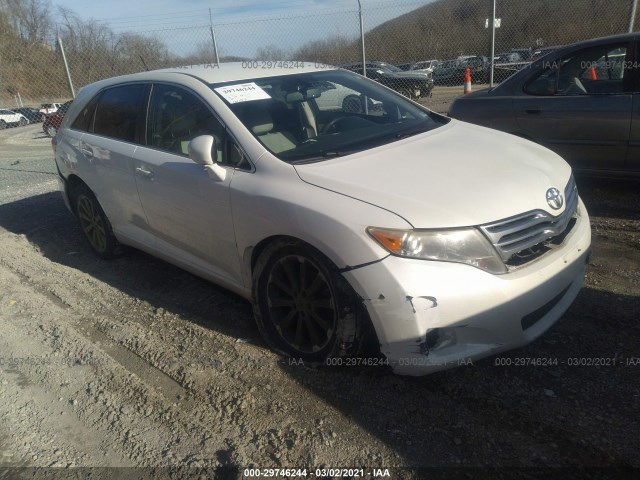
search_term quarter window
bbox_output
[71,97,98,132]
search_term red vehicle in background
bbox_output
[43,101,72,137]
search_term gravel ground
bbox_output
[0,122,638,478]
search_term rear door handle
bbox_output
[135,166,154,180]
[79,143,93,158]
[525,107,542,114]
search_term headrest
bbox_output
[249,109,273,135]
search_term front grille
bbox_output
[479,176,579,265]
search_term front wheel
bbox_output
[19,117,27,126]
[0,120,6,130]
[74,184,118,259]
[253,239,366,363]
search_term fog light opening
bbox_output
[425,328,457,352]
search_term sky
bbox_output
[49,0,427,57]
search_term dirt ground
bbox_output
[0,122,638,478]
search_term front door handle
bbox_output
[135,166,154,180]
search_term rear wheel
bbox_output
[253,239,365,363]
[44,125,57,137]
[74,184,118,259]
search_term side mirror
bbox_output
[188,135,226,181]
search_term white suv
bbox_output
[39,103,61,116]
[0,109,28,129]
[53,63,591,375]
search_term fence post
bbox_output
[357,0,368,114]
[58,36,76,98]
[209,8,221,66]
[489,0,496,88]
[357,0,366,77]
[630,0,638,33]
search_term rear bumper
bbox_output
[343,200,591,375]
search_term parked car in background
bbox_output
[529,46,561,62]
[449,34,638,177]
[39,103,61,118]
[43,101,72,137]
[433,56,489,85]
[0,109,28,129]
[341,61,434,99]
[494,52,523,64]
[410,59,441,72]
[14,107,43,123]
[54,63,590,375]
[492,52,530,82]
[396,60,440,73]
[510,48,533,61]
[396,63,415,71]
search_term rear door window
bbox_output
[93,84,146,142]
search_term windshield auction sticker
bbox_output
[214,83,271,103]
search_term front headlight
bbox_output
[367,227,507,274]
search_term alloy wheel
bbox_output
[266,254,337,354]
[77,194,107,253]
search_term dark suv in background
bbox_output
[341,61,434,100]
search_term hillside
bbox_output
[295,0,633,64]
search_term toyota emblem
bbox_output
[546,187,563,210]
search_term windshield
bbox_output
[212,69,447,163]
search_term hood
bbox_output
[294,120,573,228]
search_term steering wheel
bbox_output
[321,116,347,134]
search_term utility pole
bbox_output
[209,8,220,66]
[489,0,496,87]
[630,0,638,33]
[58,36,76,98]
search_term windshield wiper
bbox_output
[289,151,350,164]
[321,151,347,157]
[395,127,431,140]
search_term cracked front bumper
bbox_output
[343,201,591,376]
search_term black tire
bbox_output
[44,125,57,137]
[253,239,365,363]
[73,184,118,259]
[19,117,27,127]
[0,120,6,130]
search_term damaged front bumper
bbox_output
[343,201,591,376]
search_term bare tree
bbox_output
[3,0,52,45]
[254,44,289,61]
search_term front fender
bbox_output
[229,158,411,290]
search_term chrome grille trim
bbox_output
[480,176,579,262]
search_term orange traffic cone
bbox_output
[589,66,597,80]
[463,68,472,94]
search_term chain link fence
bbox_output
[0,0,638,126]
